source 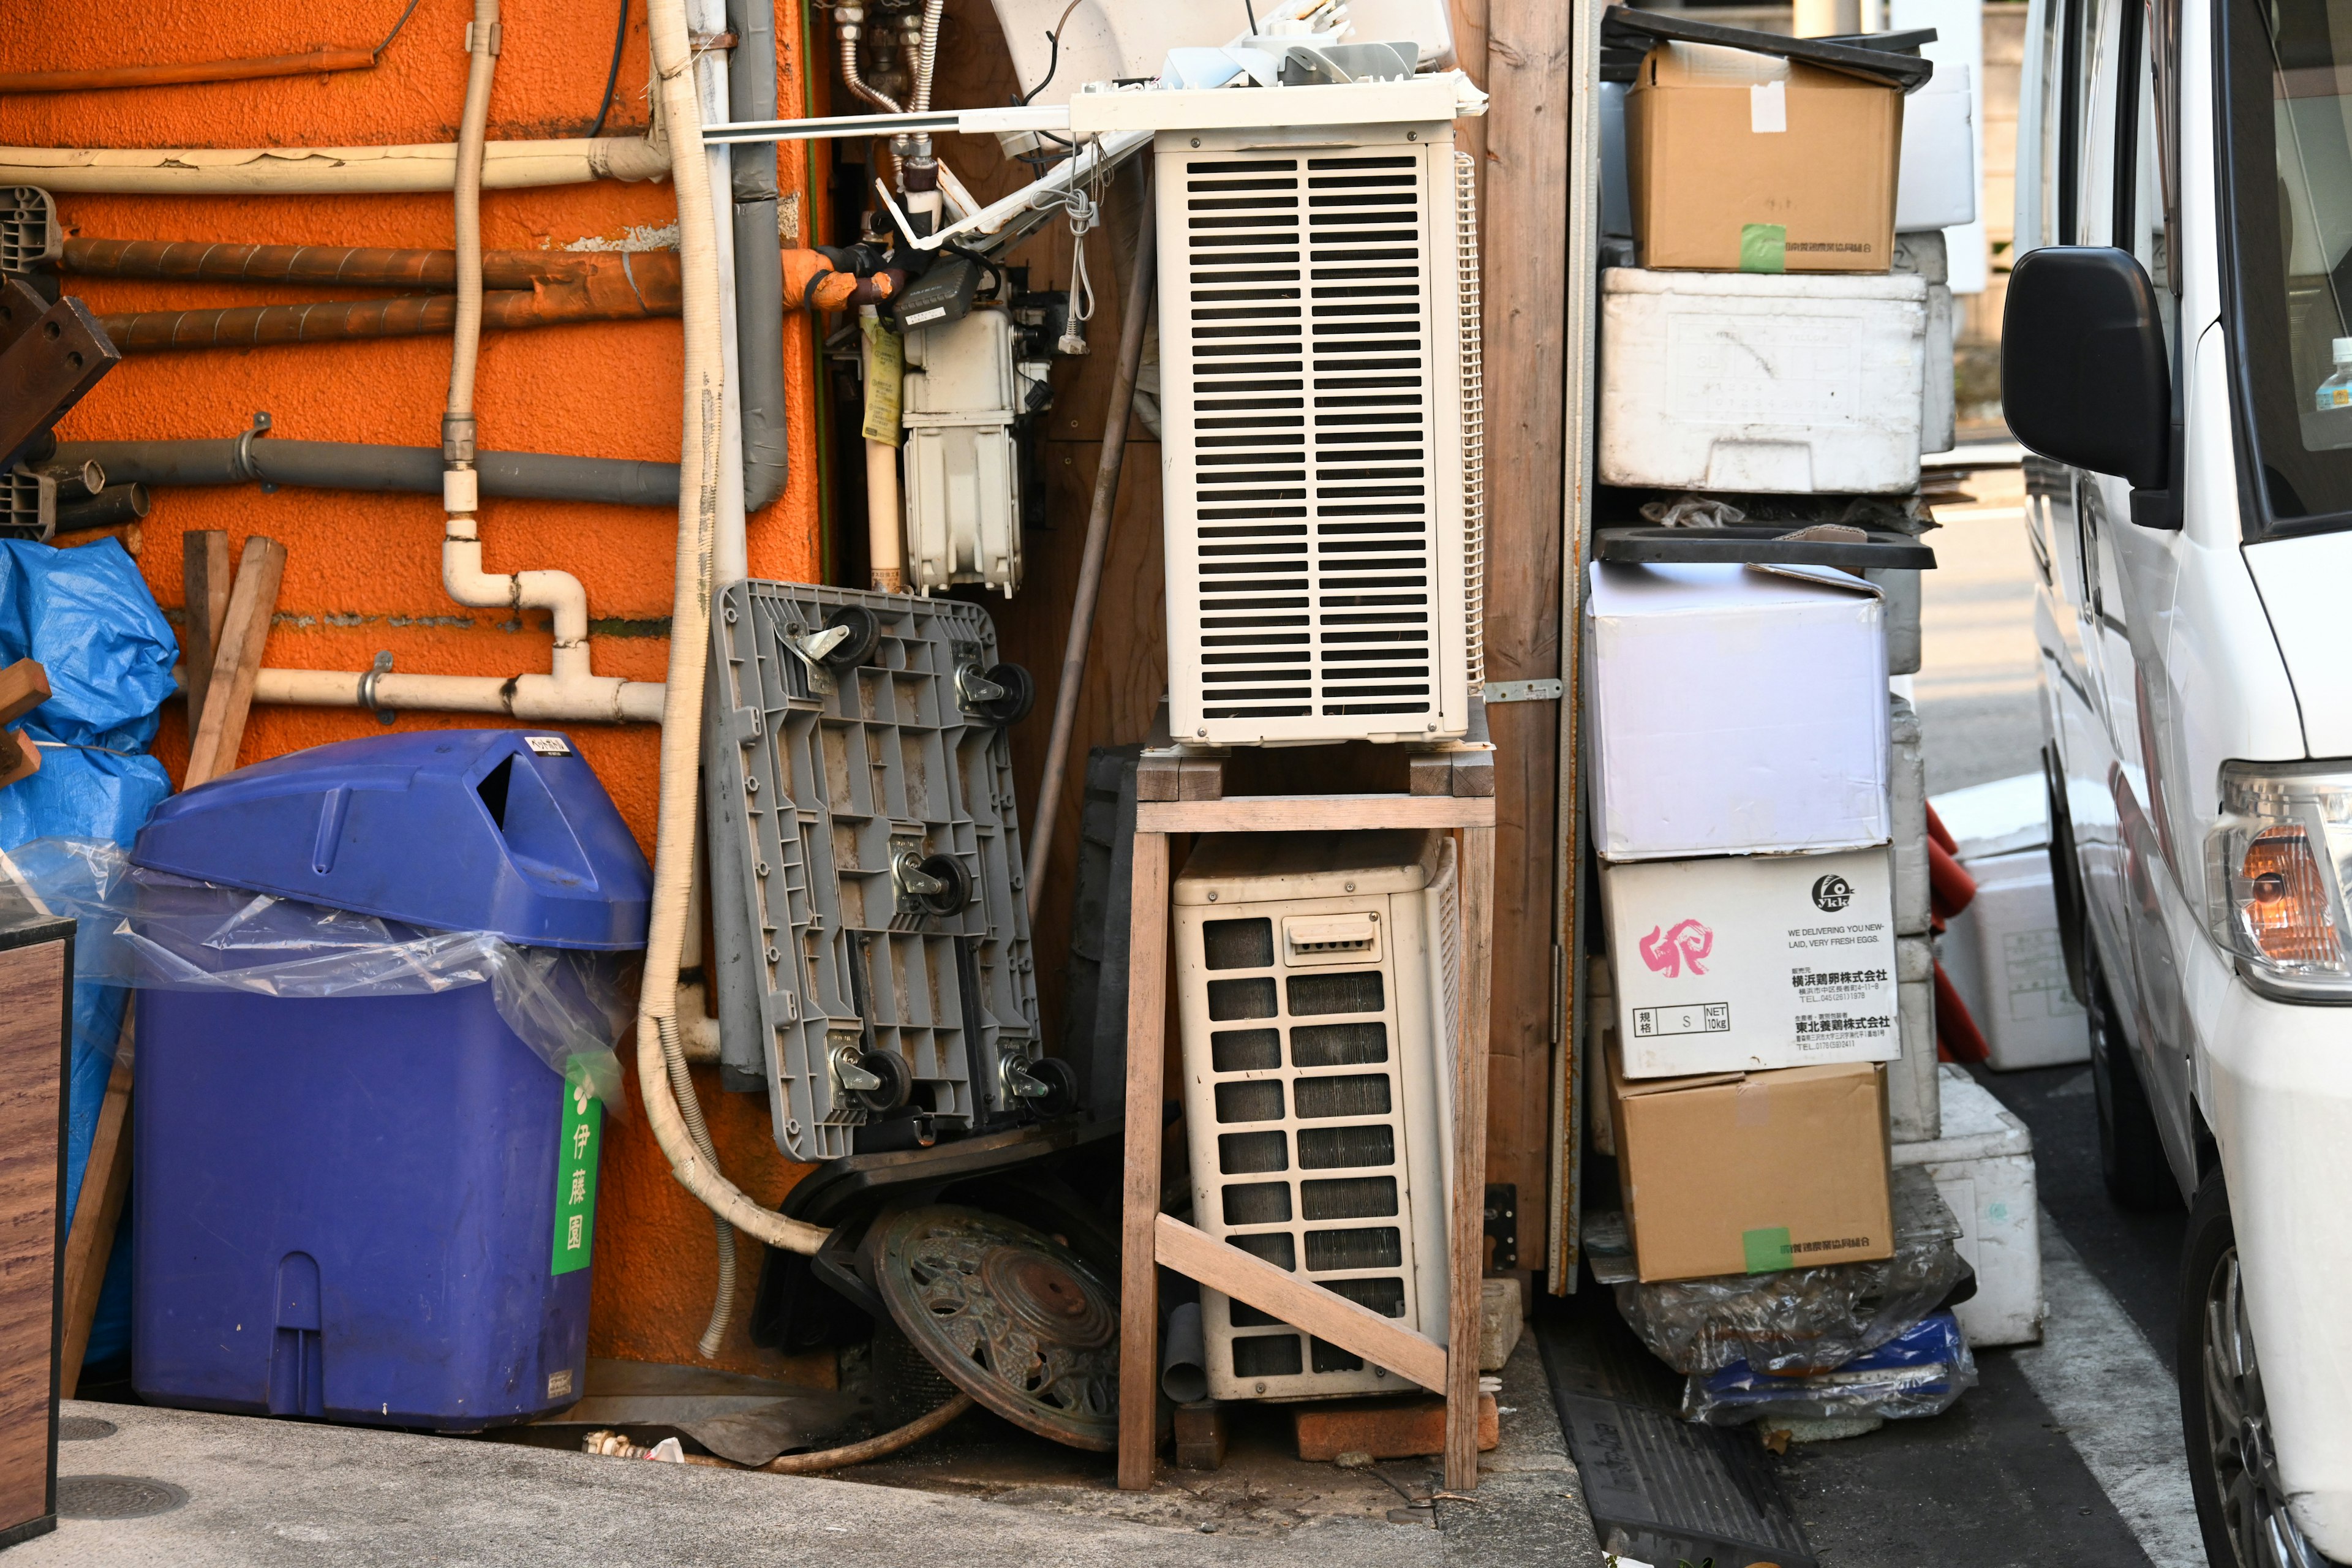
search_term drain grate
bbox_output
[57,1476,187,1520]
[56,1417,116,1442]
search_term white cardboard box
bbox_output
[1895,63,1976,231]
[1586,562,1891,861]
[1596,268,1928,495]
[1945,848,2090,1071]
[1604,847,1901,1079]
[1894,1065,2042,1346]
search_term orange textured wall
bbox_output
[0,0,831,1378]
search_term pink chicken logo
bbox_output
[1638,919,1713,978]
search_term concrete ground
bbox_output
[24,1340,1604,1567]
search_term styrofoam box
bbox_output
[1944,848,2090,1071]
[1603,847,1901,1079]
[1893,230,1955,455]
[1866,567,1922,676]
[1586,561,1891,861]
[1597,269,1928,496]
[1890,934,1938,1142]
[1895,64,1977,231]
[1894,1066,2042,1346]
[1932,772,2049,862]
[1890,695,1928,933]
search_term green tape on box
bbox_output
[1739,222,1787,274]
[1742,1225,1793,1273]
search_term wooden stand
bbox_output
[1116,747,1497,1493]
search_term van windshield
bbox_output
[2223,0,2352,528]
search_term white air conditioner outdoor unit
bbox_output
[1173,829,1459,1400]
[1107,77,1484,745]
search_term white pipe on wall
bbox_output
[0,138,671,194]
[692,0,752,586]
[254,668,666,723]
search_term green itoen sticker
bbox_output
[1742,1225,1794,1274]
[551,1060,603,1276]
[1738,222,1788,274]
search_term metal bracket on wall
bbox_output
[1485,1182,1519,1270]
[1482,679,1562,704]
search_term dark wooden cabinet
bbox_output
[0,913,71,1550]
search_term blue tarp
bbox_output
[0,537,178,1370]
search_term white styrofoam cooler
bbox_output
[1894,1066,2042,1346]
[1893,230,1956,456]
[1942,848,2091,1070]
[1597,268,1928,495]
[1895,64,1977,232]
[1890,933,1938,1142]
[1585,561,1890,861]
[1890,695,1928,934]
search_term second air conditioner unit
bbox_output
[1128,77,1485,746]
[1173,829,1459,1400]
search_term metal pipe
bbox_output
[0,49,379,94]
[1025,178,1155,918]
[727,0,790,514]
[832,4,902,113]
[101,274,681,352]
[0,138,671,195]
[64,238,649,290]
[50,437,680,507]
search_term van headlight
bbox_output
[2209,763,2352,996]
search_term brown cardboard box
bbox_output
[1608,1046,1894,1283]
[1626,42,1903,273]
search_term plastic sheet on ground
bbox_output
[2,837,637,1108]
[1682,1311,1979,1426]
[1609,1167,1970,1376]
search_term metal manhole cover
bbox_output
[870,1205,1118,1452]
[57,1476,187,1520]
[56,1417,116,1441]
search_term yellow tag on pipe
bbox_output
[861,315,904,447]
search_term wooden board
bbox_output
[1115,831,1170,1493]
[0,932,67,1537]
[183,534,285,788]
[56,1005,130,1400]
[1155,1215,1447,1393]
[180,530,231,733]
[1446,826,1499,1489]
[1136,796,1497,835]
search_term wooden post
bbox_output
[1116,831,1170,1491]
[180,530,232,736]
[183,535,285,788]
[1446,824,1498,1490]
[0,658,50,789]
[55,1003,131,1399]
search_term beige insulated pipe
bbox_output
[636,0,831,1333]
[0,138,669,194]
[861,304,907,592]
[1024,181,1155,918]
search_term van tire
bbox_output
[2088,949,2179,1212]
[2179,1170,2343,1567]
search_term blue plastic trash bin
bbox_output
[128,730,649,1430]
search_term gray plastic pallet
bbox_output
[704,581,1042,1162]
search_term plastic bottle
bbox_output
[2316,337,2352,412]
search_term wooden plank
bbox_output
[1136,795,1497,835]
[0,658,48,726]
[181,530,232,733]
[1156,1215,1449,1395]
[1446,825,1499,1491]
[183,535,285,788]
[0,731,36,791]
[1479,0,1576,1295]
[56,1003,130,1401]
[0,936,65,1531]
[1117,831,1171,1492]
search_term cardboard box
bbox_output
[1585,561,1890,862]
[1610,1048,1894,1283]
[1604,847,1901,1079]
[1626,41,1902,273]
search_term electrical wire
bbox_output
[1016,0,1084,105]
[1243,0,1260,36]
[589,0,630,138]
[374,0,427,58]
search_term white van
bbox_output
[2009,0,2352,1558]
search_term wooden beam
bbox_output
[0,658,48,789]
[180,530,231,733]
[183,535,285,788]
[1155,1215,1449,1394]
[1136,795,1497,835]
[56,1001,131,1399]
[1446,825,1499,1490]
[1116,831,1171,1491]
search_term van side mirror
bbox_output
[2002,247,2172,499]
